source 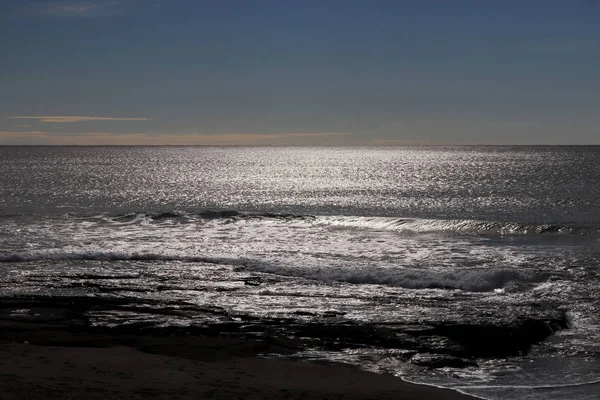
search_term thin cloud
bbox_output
[0,131,52,145]
[10,116,150,123]
[31,1,121,17]
[0,131,351,145]
[0,131,47,136]
[370,138,433,145]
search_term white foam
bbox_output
[239,260,545,292]
[313,215,586,236]
[1,249,544,292]
[404,357,600,400]
[0,250,236,265]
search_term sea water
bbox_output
[1,146,599,399]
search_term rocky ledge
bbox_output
[0,295,569,368]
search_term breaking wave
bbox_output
[0,250,547,292]
[315,216,599,236]
[68,211,600,236]
[238,262,548,292]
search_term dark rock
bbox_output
[0,295,570,364]
[151,211,184,220]
[198,210,240,219]
[428,312,569,357]
[410,353,478,368]
[220,210,240,218]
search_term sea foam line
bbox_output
[72,211,599,236]
[0,250,547,292]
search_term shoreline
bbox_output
[0,294,568,400]
[0,339,475,400]
[0,297,477,399]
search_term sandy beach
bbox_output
[0,327,474,400]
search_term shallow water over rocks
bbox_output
[0,293,568,365]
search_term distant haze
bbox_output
[1,0,599,145]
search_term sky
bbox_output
[1,0,599,145]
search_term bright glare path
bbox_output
[1,146,600,400]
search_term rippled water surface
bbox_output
[1,146,600,399]
[2,146,599,220]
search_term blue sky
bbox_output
[1,0,599,144]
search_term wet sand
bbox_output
[0,296,477,399]
[0,339,474,400]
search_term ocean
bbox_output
[1,145,599,399]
